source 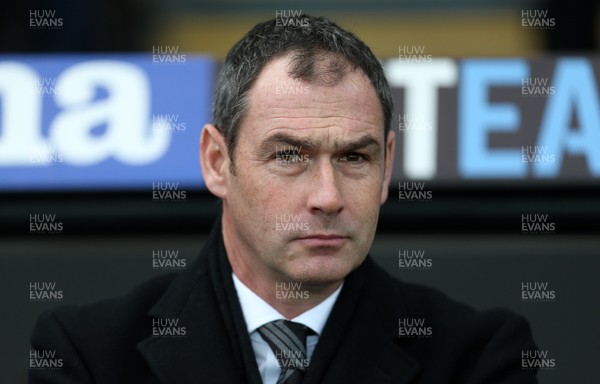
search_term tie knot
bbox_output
[279,320,310,340]
[257,320,312,372]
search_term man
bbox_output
[31,15,538,383]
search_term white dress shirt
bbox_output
[232,273,343,384]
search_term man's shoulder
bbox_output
[364,258,531,337]
[334,259,538,382]
[33,271,179,349]
[36,244,213,329]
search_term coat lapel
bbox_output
[136,221,254,384]
[304,258,421,384]
[136,279,243,383]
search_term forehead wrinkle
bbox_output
[258,99,373,115]
[263,114,382,133]
[265,96,377,115]
[260,129,381,153]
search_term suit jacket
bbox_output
[30,221,538,383]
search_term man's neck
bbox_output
[233,268,342,320]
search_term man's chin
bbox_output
[290,274,345,288]
[285,257,361,286]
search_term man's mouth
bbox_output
[294,234,349,247]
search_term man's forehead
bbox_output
[246,55,382,123]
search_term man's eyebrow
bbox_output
[334,135,381,153]
[260,133,381,153]
[260,133,320,152]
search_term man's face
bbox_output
[219,54,394,286]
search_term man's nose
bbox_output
[306,159,344,216]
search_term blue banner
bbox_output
[0,55,215,190]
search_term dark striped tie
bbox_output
[257,320,311,384]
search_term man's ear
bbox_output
[200,124,230,199]
[380,130,396,205]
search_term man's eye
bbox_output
[339,153,367,163]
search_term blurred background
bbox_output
[1,0,599,383]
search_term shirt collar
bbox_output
[232,273,343,336]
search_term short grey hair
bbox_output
[212,14,394,171]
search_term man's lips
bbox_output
[294,234,349,247]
